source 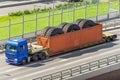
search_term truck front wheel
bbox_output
[22,58,27,65]
[40,52,46,60]
[32,55,39,61]
[106,37,111,42]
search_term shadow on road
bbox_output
[59,40,118,59]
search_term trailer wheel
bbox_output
[40,27,51,36]
[106,37,111,42]
[46,27,64,36]
[32,55,39,61]
[40,52,46,60]
[62,23,80,33]
[58,22,68,29]
[22,58,27,65]
[75,19,84,26]
[111,35,117,41]
[78,19,96,28]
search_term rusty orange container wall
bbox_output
[37,24,102,55]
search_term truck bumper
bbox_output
[6,59,19,65]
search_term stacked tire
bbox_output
[39,19,96,36]
[58,23,80,33]
[40,27,64,37]
[75,19,96,29]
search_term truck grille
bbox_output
[7,53,14,57]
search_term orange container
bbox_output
[37,24,102,56]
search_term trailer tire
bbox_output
[106,37,111,42]
[79,19,96,28]
[75,19,84,26]
[32,55,39,61]
[46,27,64,36]
[111,35,117,41]
[40,52,46,60]
[58,22,68,29]
[62,23,80,33]
[22,58,27,65]
[40,27,51,36]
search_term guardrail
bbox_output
[33,54,120,80]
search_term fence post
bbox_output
[71,69,72,76]
[116,55,118,63]
[8,19,11,39]
[73,4,75,22]
[51,74,52,80]
[89,63,91,71]
[67,3,69,22]
[84,1,87,19]
[60,6,63,24]
[35,12,38,36]
[61,72,62,80]
[22,15,24,38]
[52,0,55,26]
[107,0,110,20]
[118,0,120,17]
[48,10,50,26]
[107,58,109,65]
[96,0,99,22]
[79,66,81,74]
[98,60,100,68]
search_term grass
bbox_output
[0,1,119,40]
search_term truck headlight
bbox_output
[5,57,8,60]
[14,58,18,61]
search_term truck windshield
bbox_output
[5,44,17,52]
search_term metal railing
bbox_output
[33,54,120,80]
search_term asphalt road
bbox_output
[0,0,65,16]
[0,28,119,80]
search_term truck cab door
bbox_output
[18,45,28,62]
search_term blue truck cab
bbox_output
[5,38,28,65]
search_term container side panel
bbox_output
[37,24,102,55]
[36,36,50,48]
[49,24,102,55]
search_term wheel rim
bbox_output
[106,38,110,42]
[22,59,26,64]
[35,56,38,61]
[33,55,39,61]
[41,53,46,60]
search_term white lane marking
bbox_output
[13,48,120,80]
[59,59,69,62]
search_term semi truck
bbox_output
[4,19,117,65]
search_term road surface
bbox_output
[0,27,119,80]
[0,0,65,16]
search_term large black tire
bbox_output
[106,37,111,42]
[62,23,80,33]
[46,27,64,36]
[32,55,39,61]
[78,19,96,28]
[58,22,68,29]
[40,27,51,36]
[21,58,27,65]
[111,35,117,41]
[39,52,46,60]
[75,19,84,26]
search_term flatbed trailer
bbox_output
[37,24,117,57]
